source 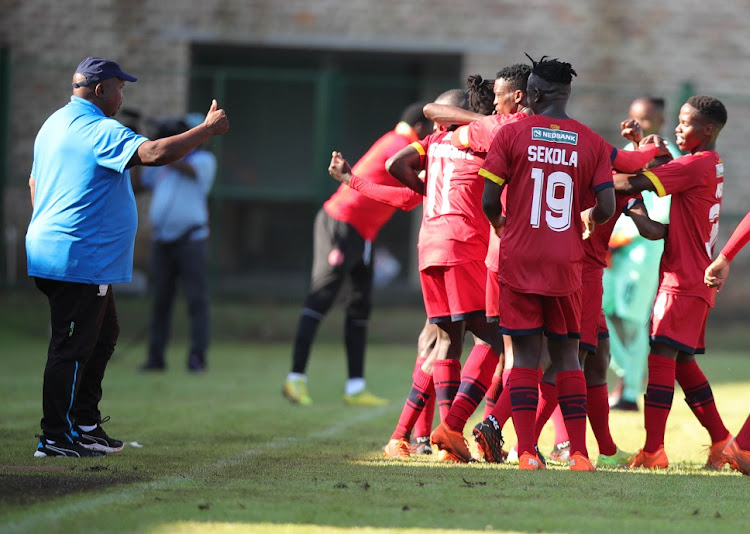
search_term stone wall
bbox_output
[3,0,750,311]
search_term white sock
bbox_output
[346,378,365,396]
[287,372,306,382]
[78,424,97,432]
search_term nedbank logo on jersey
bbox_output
[531,127,578,145]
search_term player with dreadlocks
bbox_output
[478,55,617,471]
[614,95,733,469]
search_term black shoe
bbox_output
[549,440,571,464]
[412,435,433,455]
[610,398,639,412]
[187,354,206,373]
[472,415,506,463]
[535,445,547,467]
[139,361,165,372]
[73,416,124,453]
[34,434,106,458]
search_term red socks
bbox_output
[489,369,513,426]
[533,381,558,443]
[557,369,588,457]
[675,359,729,443]
[643,353,676,453]
[445,345,499,431]
[587,383,616,456]
[433,359,461,422]
[413,357,435,438]
[736,415,750,450]
[509,367,540,456]
[550,405,569,445]
[483,373,504,419]
[391,365,434,440]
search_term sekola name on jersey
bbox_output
[527,145,578,167]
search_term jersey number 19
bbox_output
[529,168,573,232]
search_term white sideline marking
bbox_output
[2,406,390,533]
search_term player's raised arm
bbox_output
[423,103,484,129]
[613,171,657,195]
[622,198,666,240]
[705,210,750,289]
[385,145,425,196]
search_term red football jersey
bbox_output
[324,122,418,241]
[413,130,490,269]
[452,111,529,153]
[643,151,724,305]
[479,115,614,296]
[583,189,640,271]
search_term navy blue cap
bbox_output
[72,57,137,88]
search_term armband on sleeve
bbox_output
[622,197,645,215]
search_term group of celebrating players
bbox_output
[326,54,750,474]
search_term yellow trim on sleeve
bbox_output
[643,170,666,197]
[457,125,470,148]
[410,142,426,156]
[479,168,505,186]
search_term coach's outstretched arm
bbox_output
[129,100,228,167]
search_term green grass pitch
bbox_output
[0,292,747,533]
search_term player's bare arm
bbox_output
[130,99,228,167]
[705,254,730,290]
[624,200,665,240]
[590,187,616,225]
[385,145,425,196]
[328,151,352,184]
[423,103,484,129]
[612,172,656,195]
[481,179,505,235]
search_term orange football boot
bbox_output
[569,451,596,471]
[518,451,546,470]
[705,433,732,470]
[721,438,750,476]
[430,422,473,463]
[382,438,410,459]
[628,446,669,469]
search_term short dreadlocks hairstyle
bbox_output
[465,74,495,116]
[526,54,577,85]
[687,95,727,127]
[495,63,532,92]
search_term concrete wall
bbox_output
[3,0,750,309]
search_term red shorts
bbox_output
[650,291,709,354]
[499,284,582,338]
[580,278,604,352]
[485,268,500,323]
[420,260,487,323]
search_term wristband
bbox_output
[623,197,644,215]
